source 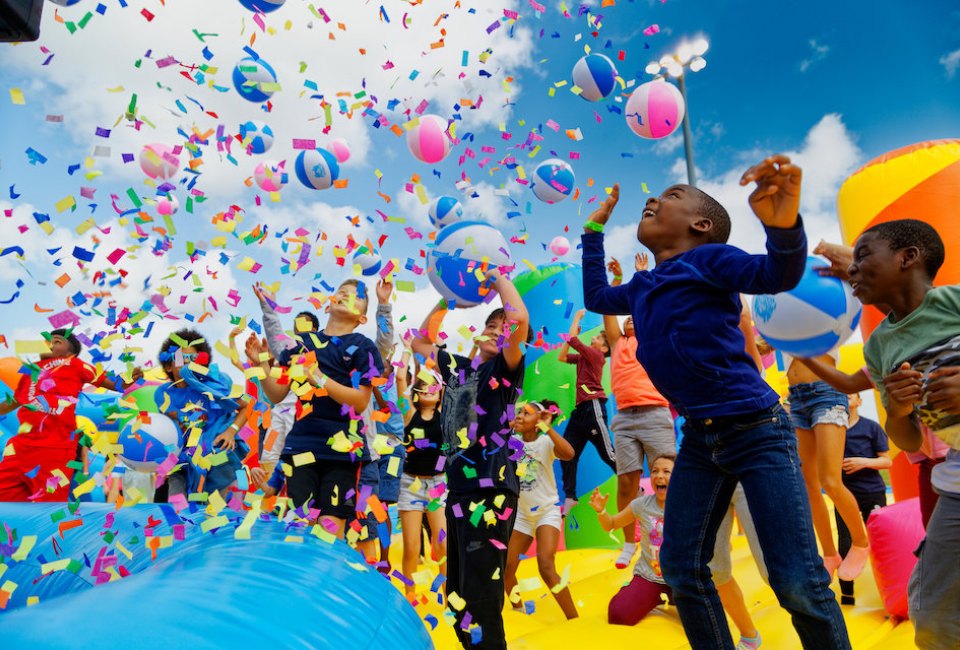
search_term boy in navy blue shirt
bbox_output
[581,155,849,649]
[246,279,384,539]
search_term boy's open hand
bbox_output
[589,488,608,513]
[635,253,649,272]
[245,334,270,366]
[250,466,268,487]
[213,429,237,452]
[376,278,393,304]
[883,362,924,417]
[813,240,854,281]
[584,184,620,231]
[740,155,802,229]
[927,367,960,414]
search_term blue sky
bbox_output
[1,0,958,372]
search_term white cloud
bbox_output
[3,0,535,199]
[694,113,862,254]
[940,48,960,79]
[799,39,830,73]
[652,132,683,156]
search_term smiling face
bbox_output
[163,345,198,383]
[326,282,368,324]
[512,403,540,434]
[413,381,442,409]
[477,315,507,359]
[847,232,903,307]
[637,185,705,252]
[623,316,635,338]
[650,456,674,502]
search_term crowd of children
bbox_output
[0,154,957,650]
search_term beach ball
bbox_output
[330,138,351,163]
[295,149,339,190]
[232,57,277,103]
[116,413,181,473]
[239,120,274,154]
[428,196,463,229]
[427,221,513,307]
[157,194,179,216]
[625,79,685,140]
[238,0,285,12]
[139,143,180,180]
[572,53,618,102]
[752,257,862,358]
[549,236,570,256]
[353,248,382,277]
[531,158,575,204]
[49,0,83,5]
[407,115,452,164]
[254,160,287,192]
[838,140,960,339]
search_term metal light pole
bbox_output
[676,74,697,187]
[646,37,709,188]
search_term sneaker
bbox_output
[736,632,762,650]
[838,544,869,581]
[615,542,638,570]
[561,498,578,516]
[822,553,842,579]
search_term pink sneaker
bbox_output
[822,553,842,579]
[838,545,869,581]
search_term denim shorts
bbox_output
[377,445,406,504]
[787,381,849,430]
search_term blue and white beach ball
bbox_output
[353,248,382,277]
[531,159,575,204]
[428,196,464,229]
[117,414,181,473]
[427,221,513,308]
[752,257,862,358]
[295,148,340,190]
[572,53,618,102]
[232,57,277,103]
[238,0,286,12]
[239,120,274,154]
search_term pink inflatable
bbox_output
[866,497,924,618]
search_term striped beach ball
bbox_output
[625,79,685,140]
[572,54,618,102]
[428,196,463,229]
[752,257,862,358]
[156,194,179,216]
[295,148,339,190]
[531,158,575,204]
[254,160,287,192]
[139,143,180,180]
[407,115,452,164]
[239,120,274,154]
[353,248,382,277]
[117,414,181,473]
[232,57,277,104]
[238,0,286,12]
[427,221,513,307]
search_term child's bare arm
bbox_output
[882,363,924,451]
[542,421,574,461]
[245,334,290,403]
[796,357,873,394]
[589,488,636,531]
[487,270,529,372]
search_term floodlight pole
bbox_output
[677,73,697,188]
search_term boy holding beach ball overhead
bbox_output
[581,156,850,648]
[412,268,529,650]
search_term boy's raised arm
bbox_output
[581,184,632,315]
[489,270,529,372]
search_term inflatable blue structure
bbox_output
[0,503,431,648]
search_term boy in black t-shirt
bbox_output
[412,269,529,650]
[246,279,384,539]
[837,391,891,605]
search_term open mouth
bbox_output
[642,208,656,219]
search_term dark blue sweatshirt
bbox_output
[581,220,807,419]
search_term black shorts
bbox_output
[281,455,361,520]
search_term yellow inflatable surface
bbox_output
[390,527,915,649]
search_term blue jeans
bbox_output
[659,404,850,649]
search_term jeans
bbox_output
[659,404,850,650]
[787,381,848,430]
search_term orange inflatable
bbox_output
[837,139,960,338]
[0,356,24,391]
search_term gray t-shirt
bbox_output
[629,494,666,584]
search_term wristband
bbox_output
[228,423,241,433]
[584,220,604,233]
[613,274,622,280]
